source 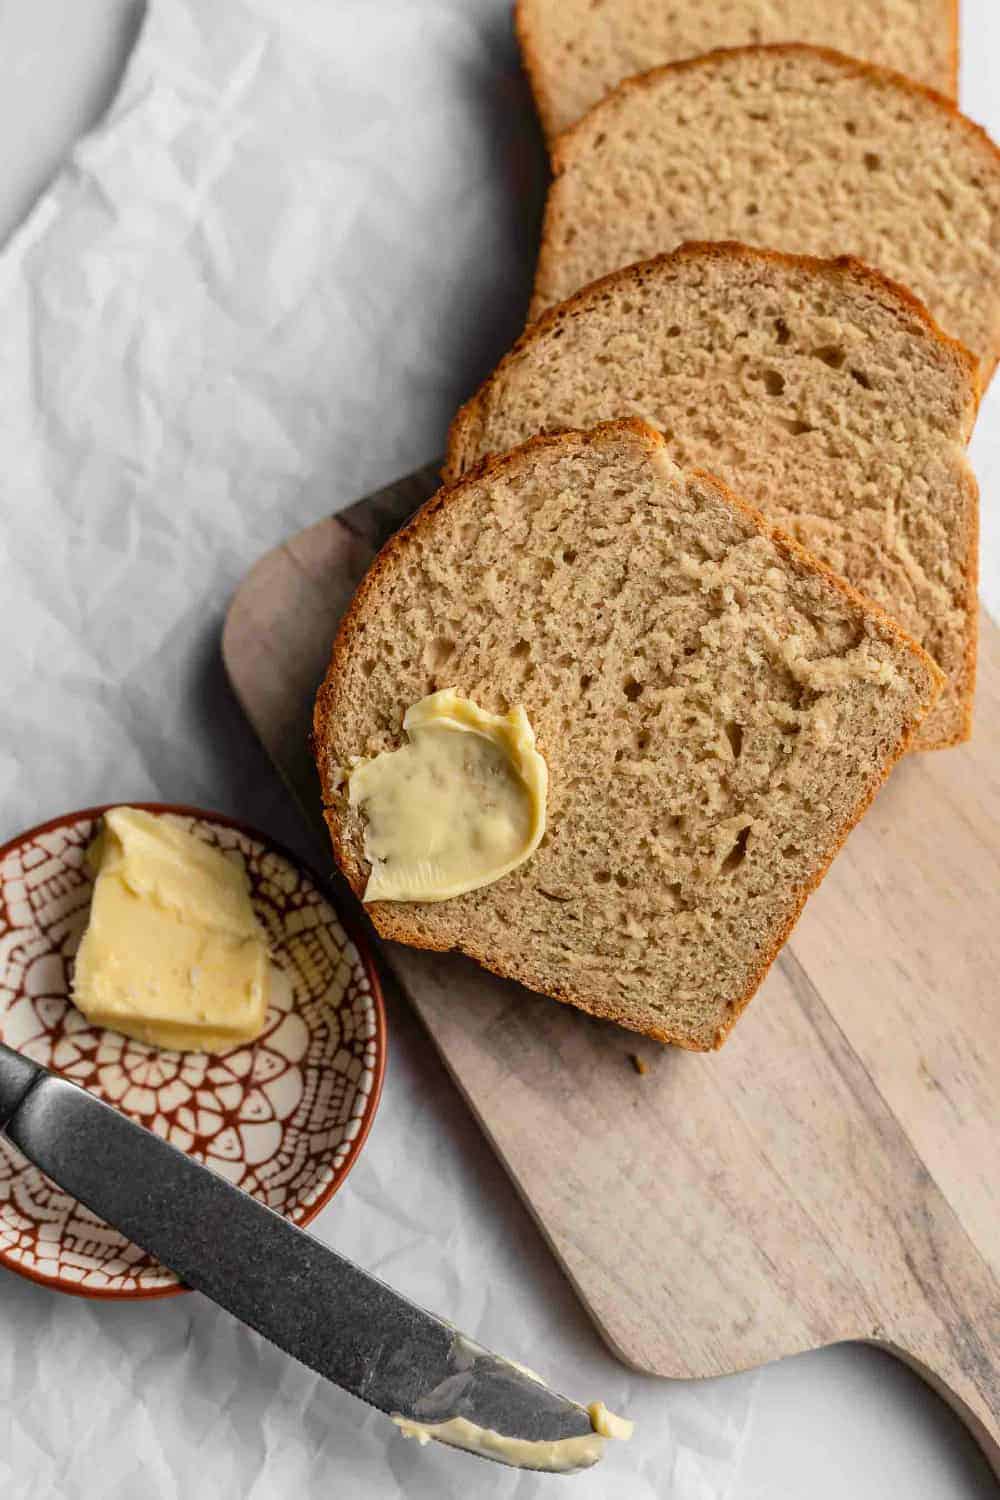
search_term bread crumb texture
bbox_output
[316,422,940,1049]
[449,244,978,748]
[516,0,957,137]
[531,45,1000,385]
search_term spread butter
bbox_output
[347,689,547,902]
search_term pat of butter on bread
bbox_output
[347,689,547,902]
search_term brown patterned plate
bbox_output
[0,803,386,1299]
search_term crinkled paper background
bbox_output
[0,2,996,1496]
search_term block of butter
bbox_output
[72,807,270,1053]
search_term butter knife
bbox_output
[0,1043,601,1472]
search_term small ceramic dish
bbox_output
[0,803,385,1299]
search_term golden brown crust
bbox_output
[314,420,943,1050]
[514,4,961,144]
[445,239,982,485]
[513,0,560,143]
[532,42,1000,361]
[548,40,993,180]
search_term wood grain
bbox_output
[222,464,1000,1473]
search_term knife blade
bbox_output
[0,1043,598,1470]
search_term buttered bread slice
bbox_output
[447,244,979,749]
[530,45,1000,384]
[315,421,941,1050]
[516,0,958,138]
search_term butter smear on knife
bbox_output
[392,1400,633,1472]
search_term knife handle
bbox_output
[0,1042,44,1130]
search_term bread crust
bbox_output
[513,0,560,143]
[514,3,960,142]
[530,41,1000,379]
[444,240,979,751]
[447,239,981,482]
[314,420,943,1050]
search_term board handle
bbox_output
[872,1338,1000,1481]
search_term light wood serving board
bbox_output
[223,463,1000,1471]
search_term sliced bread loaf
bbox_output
[315,420,942,1050]
[516,0,958,138]
[447,244,979,749]
[530,45,1000,383]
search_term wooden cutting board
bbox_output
[223,462,1000,1472]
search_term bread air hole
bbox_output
[724,721,743,758]
[762,369,785,396]
[721,826,751,876]
[863,151,882,172]
[427,637,455,671]
[812,345,845,369]
[623,674,643,701]
[774,318,791,345]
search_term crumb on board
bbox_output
[628,1053,648,1075]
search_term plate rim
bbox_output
[0,800,387,1301]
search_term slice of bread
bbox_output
[516,0,958,139]
[529,45,1000,384]
[447,244,979,749]
[315,420,942,1050]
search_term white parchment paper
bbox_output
[0,1,763,1494]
